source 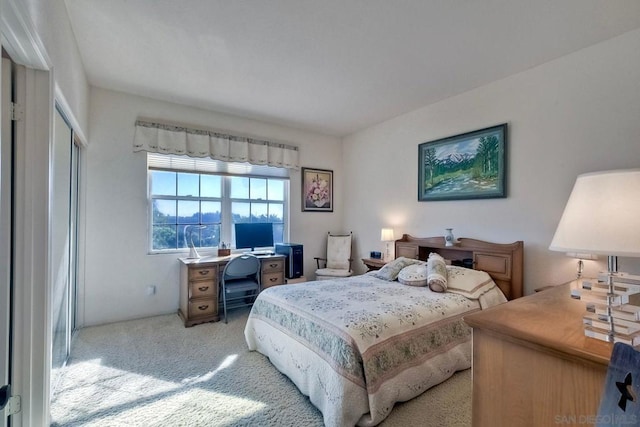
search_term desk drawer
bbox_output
[189,281,215,299]
[262,258,284,273]
[262,272,284,288]
[188,299,215,317]
[188,265,217,281]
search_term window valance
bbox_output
[133,120,299,170]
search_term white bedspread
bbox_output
[245,274,506,426]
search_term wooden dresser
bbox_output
[464,282,613,426]
[179,254,285,327]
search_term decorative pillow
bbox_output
[398,263,428,287]
[427,252,448,292]
[370,257,422,281]
[446,265,495,299]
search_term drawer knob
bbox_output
[198,304,209,311]
[198,286,209,292]
[199,270,209,275]
[270,277,277,282]
[269,263,277,268]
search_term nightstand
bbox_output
[362,258,386,271]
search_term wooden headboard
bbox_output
[394,234,524,300]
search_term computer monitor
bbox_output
[234,223,274,251]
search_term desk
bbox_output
[178,254,285,327]
[464,282,612,426]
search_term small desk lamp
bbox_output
[185,225,206,259]
[549,169,640,341]
[381,228,395,261]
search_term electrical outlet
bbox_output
[146,285,156,296]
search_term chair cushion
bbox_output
[316,268,353,278]
[326,235,352,270]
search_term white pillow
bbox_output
[370,257,422,281]
[446,265,495,299]
[398,263,428,287]
[427,252,448,292]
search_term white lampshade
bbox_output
[380,228,395,242]
[549,169,640,257]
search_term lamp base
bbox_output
[384,242,393,261]
[581,257,640,346]
[187,246,201,259]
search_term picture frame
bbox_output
[418,123,507,201]
[301,167,333,212]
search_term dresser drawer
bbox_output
[262,272,285,288]
[188,299,216,317]
[261,258,284,273]
[188,265,217,281]
[189,281,215,299]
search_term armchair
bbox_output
[314,232,353,280]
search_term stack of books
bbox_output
[573,274,640,346]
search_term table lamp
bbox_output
[566,252,598,279]
[549,169,640,342]
[381,228,395,261]
[184,225,206,259]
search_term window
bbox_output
[148,154,288,252]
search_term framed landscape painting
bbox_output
[418,124,507,201]
[302,167,333,212]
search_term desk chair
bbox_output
[221,254,261,323]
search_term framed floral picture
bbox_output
[302,167,333,212]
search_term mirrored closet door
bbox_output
[50,106,80,390]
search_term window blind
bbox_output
[147,153,290,178]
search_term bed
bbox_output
[244,235,523,426]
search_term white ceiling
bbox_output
[64,0,640,137]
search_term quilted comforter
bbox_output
[244,272,506,426]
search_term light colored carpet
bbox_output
[51,309,471,426]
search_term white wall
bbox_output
[82,24,640,324]
[22,0,90,134]
[82,88,342,326]
[343,29,640,294]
